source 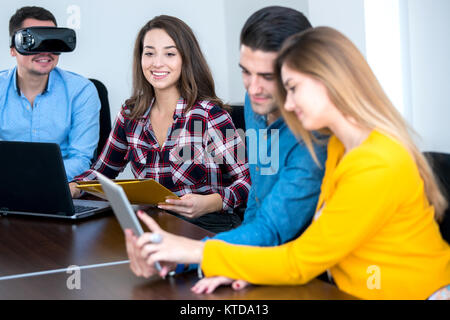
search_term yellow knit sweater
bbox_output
[202,130,450,299]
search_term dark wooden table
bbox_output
[0,208,356,300]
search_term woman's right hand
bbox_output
[136,211,205,266]
[69,182,82,198]
[125,229,177,278]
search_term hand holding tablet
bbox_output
[95,171,162,272]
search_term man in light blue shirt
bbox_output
[0,6,100,181]
[125,6,328,279]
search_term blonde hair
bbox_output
[275,26,447,221]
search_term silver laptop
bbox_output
[0,141,110,219]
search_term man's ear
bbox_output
[10,47,17,58]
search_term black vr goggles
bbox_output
[10,27,76,55]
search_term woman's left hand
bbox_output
[191,276,251,294]
[158,193,223,219]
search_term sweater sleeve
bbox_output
[201,152,402,285]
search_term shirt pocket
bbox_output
[125,146,149,176]
[169,142,209,187]
[169,161,208,187]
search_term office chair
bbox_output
[89,79,112,161]
[424,152,450,243]
[229,105,246,132]
[228,105,247,221]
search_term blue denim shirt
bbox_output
[0,67,100,181]
[180,94,327,274]
[211,94,327,245]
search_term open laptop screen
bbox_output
[0,141,75,216]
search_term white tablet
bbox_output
[96,171,144,236]
[96,171,162,272]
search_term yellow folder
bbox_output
[76,179,179,205]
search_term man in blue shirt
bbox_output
[0,6,100,181]
[125,6,327,278]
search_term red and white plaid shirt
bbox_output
[74,98,251,211]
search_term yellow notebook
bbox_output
[76,179,179,205]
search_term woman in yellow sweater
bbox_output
[131,27,450,300]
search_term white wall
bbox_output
[407,0,450,153]
[308,0,450,153]
[223,0,309,104]
[307,0,366,55]
[365,0,408,119]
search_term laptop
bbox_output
[0,141,110,219]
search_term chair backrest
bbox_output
[228,105,247,220]
[229,104,247,155]
[424,152,450,243]
[89,79,112,161]
[229,105,246,132]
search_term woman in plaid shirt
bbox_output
[70,16,251,233]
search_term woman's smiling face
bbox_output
[141,28,182,93]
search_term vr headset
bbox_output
[10,27,76,55]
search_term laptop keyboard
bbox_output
[74,205,96,214]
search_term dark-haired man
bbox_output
[235,5,326,242]
[0,6,100,181]
[207,6,327,246]
[125,6,327,280]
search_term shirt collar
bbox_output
[174,98,187,119]
[245,92,283,129]
[252,111,284,130]
[141,96,187,120]
[13,66,53,96]
[252,112,267,126]
[267,116,284,130]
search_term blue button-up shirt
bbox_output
[211,94,327,245]
[0,67,100,181]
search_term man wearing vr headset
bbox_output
[0,6,100,181]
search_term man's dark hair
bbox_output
[240,6,312,52]
[9,6,57,37]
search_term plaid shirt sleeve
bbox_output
[205,105,251,211]
[73,109,129,181]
